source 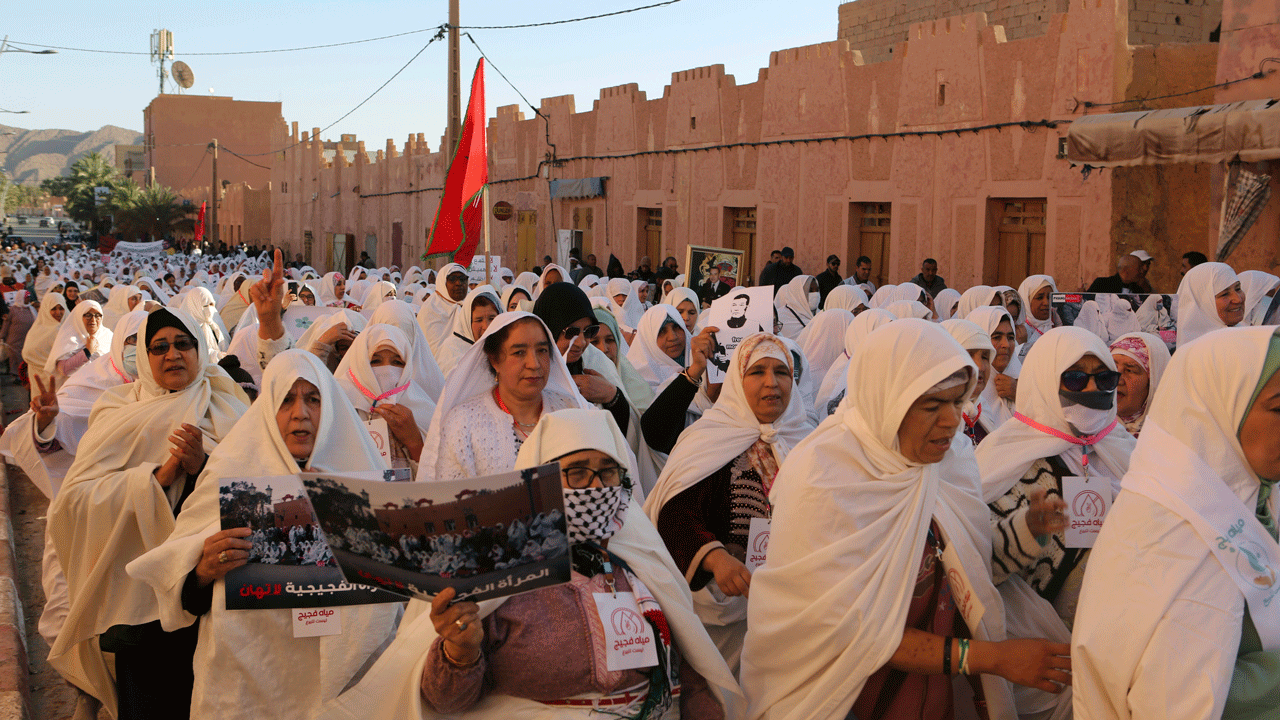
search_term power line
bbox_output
[3,26,446,57]
[177,147,210,190]
[462,33,543,119]
[221,147,271,170]
[455,0,684,29]
[224,31,445,158]
[1081,58,1280,109]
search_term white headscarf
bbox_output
[416,262,467,356]
[967,306,1022,433]
[1176,261,1240,346]
[45,299,111,373]
[956,284,1000,320]
[664,287,701,331]
[22,291,68,379]
[885,299,931,320]
[318,271,345,307]
[368,299,447,401]
[822,284,869,314]
[975,326,1136,503]
[127,350,397,720]
[1239,269,1280,326]
[626,304,691,390]
[1109,331,1171,436]
[179,286,229,360]
[434,286,500,377]
[795,309,854,390]
[335,324,437,432]
[591,306,656,414]
[102,284,142,332]
[534,263,569,297]
[45,310,147,456]
[932,287,962,321]
[607,277,645,329]
[740,320,1015,720]
[942,318,996,419]
[1018,274,1058,339]
[359,280,398,319]
[869,284,896,309]
[774,275,814,339]
[815,308,894,417]
[1073,326,1280,719]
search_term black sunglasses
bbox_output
[561,324,601,342]
[147,336,198,356]
[1061,369,1120,393]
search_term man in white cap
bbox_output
[1129,249,1155,292]
[1087,251,1147,294]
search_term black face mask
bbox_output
[1059,389,1114,411]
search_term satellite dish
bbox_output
[171,61,194,89]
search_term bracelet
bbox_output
[683,369,703,387]
[602,388,622,408]
[942,635,953,675]
[958,638,971,675]
[441,640,480,668]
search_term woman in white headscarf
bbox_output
[48,308,249,717]
[417,312,590,483]
[966,306,1021,434]
[318,271,347,308]
[942,318,996,446]
[320,408,742,720]
[23,291,68,389]
[500,284,533,313]
[1240,269,1280,327]
[1073,326,1280,720]
[820,284,869,315]
[335,325,437,473]
[534,263,569,298]
[359,280,398,318]
[368,300,447,401]
[102,284,143,332]
[974,327,1135,635]
[773,275,817,340]
[1017,275,1060,356]
[128,350,400,720]
[795,308,854,391]
[933,287,962,321]
[814,308,894,418]
[956,284,1001,321]
[645,333,814,672]
[627,304,693,392]
[741,320,1063,720]
[1177,261,1245,346]
[607,277,645,331]
[219,274,257,330]
[435,286,501,377]
[179,286,229,362]
[869,284,897,309]
[590,306,656,414]
[1109,331,1171,437]
[417,262,469,356]
[665,286,701,335]
[886,299,932,321]
[45,299,110,381]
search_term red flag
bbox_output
[425,59,488,266]
[194,201,207,243]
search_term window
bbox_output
[444,519,456,532]
[424,522,435,534]
[465,511,479,530]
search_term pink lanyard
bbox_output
[109,357,130,383]
[347,370,409,407]
[1025,321,1045,337]
[1013,412,1116,471]
[964,403,982,428]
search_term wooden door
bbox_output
[853,202,891,288]
[640,208,662,266]
[303,230,314,267]
[992,199,1046,287]
[517,211,537,272]
[391,222,403,268]
[572,207,594,258]
[727,207,756,286]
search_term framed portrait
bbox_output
[684,245,746,296]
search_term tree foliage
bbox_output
[0,177,44,215]
[39,152,127,234]
[110,184,194,241]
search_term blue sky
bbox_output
[3,0,835,150]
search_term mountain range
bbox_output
[0,124,143,186]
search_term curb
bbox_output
[0,463,31,720]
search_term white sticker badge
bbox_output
[746,517,771,572]
[364,417,391,463]
[292,607,342,638]
[1063,475,1112,548]
[593,592,659,671]
[939,542,986,630]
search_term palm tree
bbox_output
[110,184,194,241]
[40,152,126,234]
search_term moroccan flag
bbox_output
[194,201,207,243]
[424,59,488,266]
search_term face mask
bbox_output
[562,485,630,545]
[1060,391,1114,435]
[121,345,138,378]
[371,365,403,391]
[808,292,821,312]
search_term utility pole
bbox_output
[209,138,219,246]
[446,0,462,155]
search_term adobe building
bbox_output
[270,0,1278,291]
[143,94,282,244]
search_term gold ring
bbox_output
[218,551,229,564]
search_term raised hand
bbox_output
[30,375,59,433]
[255,249,288,341]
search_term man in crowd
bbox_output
[1181,250,1208,276]
[815,254,843,307]
[842,255,876,294]
[582,253,605,279]
[1087,253,1146,294]
[655,256,679,281]
[1130,249,1156,292]
[758,249,782,287]
[700,265,732,306]
[631,256,656,283]
[770,247,802,294]
[910,258,947,297]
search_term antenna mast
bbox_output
[150,29,174,95]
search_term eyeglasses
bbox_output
[147,336,198,356]
[561,324,601,342]
[83,312,103,320]
[562,465,630,489]
[1060,369,1121,393]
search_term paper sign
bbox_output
[3,291,22,307]
[704,285,774,383]
[364,417,391,463]
[1064,475,1112,548]
[292,607,342,638]
[282,306,341,341]
[939,541,986,629]
[466,255,501,285]
[594,592,659,671]
[746,517,771,572]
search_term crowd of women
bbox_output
[0,241,1277,720]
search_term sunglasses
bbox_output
[147,336,198,356]
[561,324,601,342]
[1060,369,1121,393]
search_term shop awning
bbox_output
[1066,99,1280,168]
[549,176,607,199]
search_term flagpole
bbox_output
[483,185,492,287]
